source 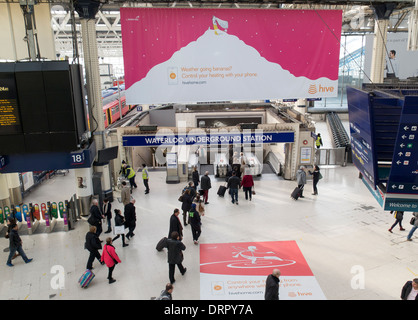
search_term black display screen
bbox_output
[0,72,21,135]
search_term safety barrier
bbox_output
[315,147,347,166]
[0,199,77,235]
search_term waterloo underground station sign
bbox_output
[122,128,295,164]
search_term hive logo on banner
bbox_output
[121,8,342,104]
[308,84,335,95]
[308,84,317,94]
[200,241,326,300]
[167,67,178,85]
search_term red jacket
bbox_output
[241,175,254,188]
[101,244,121,267]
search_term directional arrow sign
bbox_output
[400,143,405,148]
[402,134,407,139]
[398,152,403,156]
[396,160,401,165]
[404,126,409,130]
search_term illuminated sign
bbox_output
[0,72,21,135]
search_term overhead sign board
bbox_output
[121,8,342,104]
[386,96,418,196]
[123,131,295,147]
[0,68,21,135]
[347,87,378,188]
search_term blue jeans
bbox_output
[230,188,238,203]
[7,246,29,264]
[407,226,417,240]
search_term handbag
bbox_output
[318,172,323,180]
[105,245,118,265]
[252,186,256,195]
[87,215,96,225]
[178,192,184,202]
[410,217,416,225]
[114,225,125,235]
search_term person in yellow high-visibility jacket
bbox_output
[142,163,150,194]
[315,133,323,149]
[124,165,137,191]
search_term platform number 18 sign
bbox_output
[70,152,85,166]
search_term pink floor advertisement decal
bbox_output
[200,241,326,300]
[121,8,342,104]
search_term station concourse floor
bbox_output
[0,164,417,300]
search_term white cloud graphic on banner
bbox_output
[126,29,337,104]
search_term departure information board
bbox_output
[386,96,418,196]
[0,73,21,135]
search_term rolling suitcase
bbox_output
[79,269,95,288]
[291,186,302,200]
[156,237,167,251]
[217,185,227,197]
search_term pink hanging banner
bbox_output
[121,8,342,104]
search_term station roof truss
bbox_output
[1,0,414,61]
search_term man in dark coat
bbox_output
[124,199,137,240]
[189,203,201,244]
[169,208,183,240]
[89,199,104,236]
[227,171,241,205]
[200,171,212,204]
[264,269,281,300]
[85,225,103,270]
[181,189,193,226]
[401,278,418,300]
[166,231,186,284]
[103,198,112,233]
[6,224,33,267]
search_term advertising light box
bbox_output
[121,8,342,104]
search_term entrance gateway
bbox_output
[116,117,316,184]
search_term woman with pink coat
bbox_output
[101,237,122,284]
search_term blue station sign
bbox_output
[123,131,295,147]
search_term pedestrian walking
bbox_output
[103,198,112,233]
[85,225,103,270]
[142,163,150,194]
[200,171,212,204]
[401,278,418,300]
[88,199,104,237]
[169,208,183,240]
[6,223,33,267]
[241,172,254,201]
[407,212,418,241]
[308,165,321,195]
[192,166,200,191]
[264,269,281,300]
[193,192,205,216]
[124,199,137,240]
[189,203,202,245]
[181,188,193,226]
[112,209,129,247]
[388,211,405,233]
[121,181,131,205]
[166,231,187,284]
[296,166,307,198]
[227,171,241,205]
[155,283,174,300]
[315,133,323,149]
[101,237,121,284]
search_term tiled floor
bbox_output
[0,162,416,300]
